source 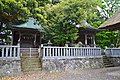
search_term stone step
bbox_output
[21,58,40,62]
[102,60,111,63]
[22,63,41,67]
[21,60,40,63]
[21,57,40,59]
[21,56,42,72]
[102,55,114,67]
[21,62,40,65]
[21,54,39,58]
[104,64,114,67]
[22,62,41,66]
[21,65,41,69]
[22,68,42,72]
[103,62,113,65]
[21,62,41,65]
[21,63,41,67]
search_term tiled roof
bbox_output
[14,17,44,32]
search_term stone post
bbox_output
[40,44,43,58]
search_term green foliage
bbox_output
[0,0,51,23]
[44,0,99,46]
[96,30,118,48]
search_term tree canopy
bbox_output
[0,0,120,48]
[0,0,51,26]
[43,0,100,46]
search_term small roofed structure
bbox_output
[99,10,120,30]
[12,17,44,48]
[76,20,100,47]
[99,10,120,47]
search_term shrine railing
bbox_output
[106,48,120,57]
[20,48,39,57]
[0,45,20,60]
[42,46,102,59]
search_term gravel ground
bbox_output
[1,67,120,80]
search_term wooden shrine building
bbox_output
[76,20,100,47]
[99,10,120,30]
[99,10,120,47]
[12,18,44,48]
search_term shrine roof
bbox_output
[99,10,120,30]
[76,20,100,32]
[13,18,44,32]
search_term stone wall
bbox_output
[42,58,104,72]
[0,59,22,76]
[112,57,120,66]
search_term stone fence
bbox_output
[110,57,120,66]
[42,58,104,72]
[0,59,21,76]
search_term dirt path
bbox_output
[1,67,120,80]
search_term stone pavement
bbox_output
[1,67,120,80]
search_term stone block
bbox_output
[0,59,21,76]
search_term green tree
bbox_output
[44,0,99,46]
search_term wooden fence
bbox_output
[0,45,20,60]
[43,46,102,59]
[106,48,120,57]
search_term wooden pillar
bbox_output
[39,33,41,46]
[11,31,13,45]
[90,35,93,45]
[93,35,96,47]
[18,33,21,43]
[116,30,120,47]
[34,34,36,46]
[85,34,87,45]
